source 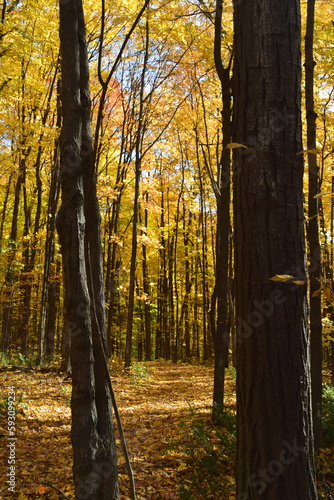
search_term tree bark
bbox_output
[201,0,233,412]
[233,0,317,497]
[305,0,322,451]
[57,0,119,498]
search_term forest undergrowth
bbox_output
[0,361,333,499]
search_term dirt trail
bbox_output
[115,362,216,499]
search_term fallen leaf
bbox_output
[18,493,29,500]
[37,485,48,494]
[226,142,248,149]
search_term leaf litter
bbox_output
[1,363,333,498]
[0,362,237,499]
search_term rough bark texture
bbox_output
[232,0,318,498]
[57,0,119,498]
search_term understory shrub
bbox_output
[322,384,334,448]
[175,407,236,499]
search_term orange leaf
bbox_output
[37,485,48,494]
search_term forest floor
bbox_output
[0,361,333,500]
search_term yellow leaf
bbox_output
[313,192,331,198]
[304,214,318,222]
[312,287,322,297]
[296,149,319,155]
[226,142,248,149]
[18,493,29,500]
[292,280,306,285]
[269,274,295,282]
[323,286,334,302]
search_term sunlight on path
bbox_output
[0,362,233,500]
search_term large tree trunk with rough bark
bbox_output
[232,0,318,498]
[57,0,119,498]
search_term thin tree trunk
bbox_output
[167,231,174,361]
[39,79,61,362]
[193,259,200,359]
[124,13,149,369]
[198,177,210,362]
[305,0,322,451]
[105,164,127,354]
[18,146,44,354]
[173,146,185,362]
[0,172,12,254]
[210,0,232,417]
[183,207,192,361]
[1,154,26,350]
[156,189,164,359]
[140,193,152,360]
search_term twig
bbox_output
[87,243,136,500]
[41,481,72,500]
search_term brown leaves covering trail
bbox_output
[115,362,216,499]
[0,361,234,500]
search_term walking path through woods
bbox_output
[0,362,237,500]
[1,362,333,499]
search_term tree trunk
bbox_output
[124,13,149,369]
[233,0,318,497]
[1,154,26,351]
[0,172,12,254]
[173,153,185,362]
[105,164,127,354]
[141,194,152,360]
[305,0,322,451]
[200,195,211,362]
[167,231,175,361]
[57,0,119,498]
[156,189,166,360]
[39,79,61,362]
[18,147,44,354]
[183,207,192,361]
[210,0,232,417]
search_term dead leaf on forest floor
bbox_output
[0,363,333,499]
[0,362,236,499]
